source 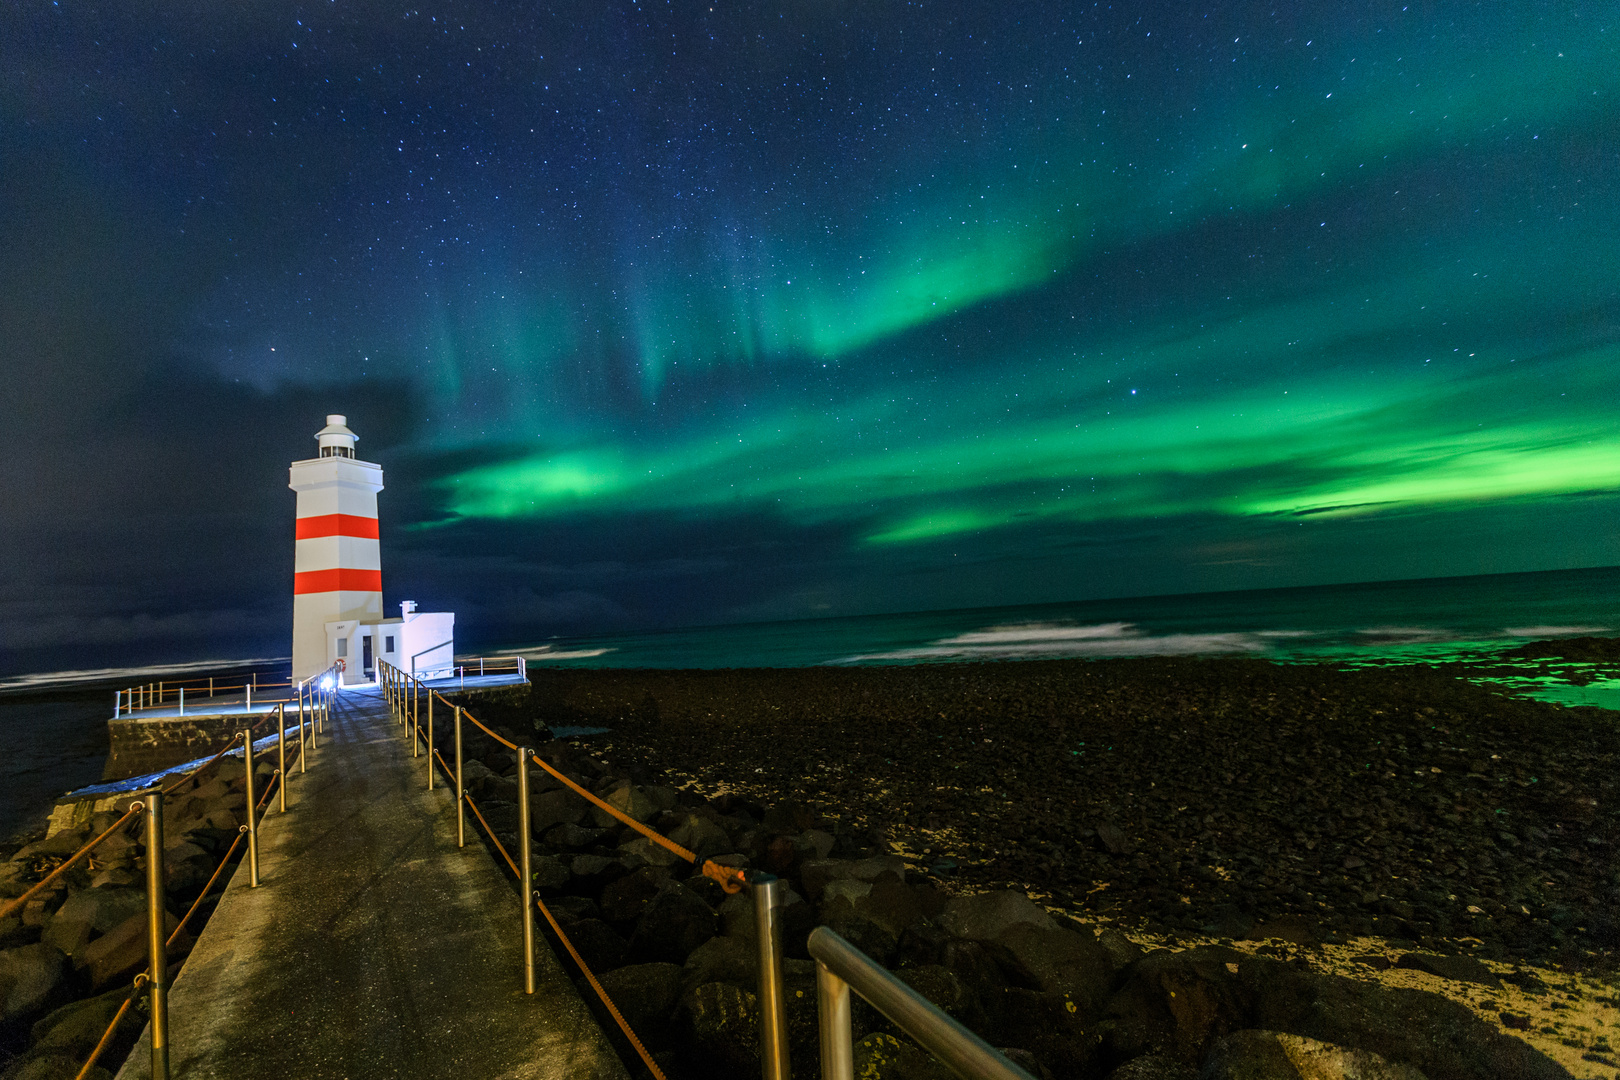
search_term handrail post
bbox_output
[142,791,170,1080]
[242,731,259,887]
[178,687,184,716]
[750,871,792,1080]
[454,706,465,847]
[426,692,435,790]
[298,684,308,774]
[816,962,854,1080]
[277,703,287,813]
[517,745,535,994]
[412,675,420,756]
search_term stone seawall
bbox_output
[102,714,252,782]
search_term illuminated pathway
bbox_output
[115,686,626,1080]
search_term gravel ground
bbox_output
[491,656,1620,970]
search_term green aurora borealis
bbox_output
[4,0,1618,642]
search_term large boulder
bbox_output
[598,962,684,1043]
[679,981,759,1074]
[800,856,906,900]
[1202,1029,1429,1080]
[1392,953,1502,989]
[76,910,187,991]
[850,1032,953,1080]
[591,782,659,828]
[617,837,686,869]
[543,823,610,851]
[530,790,587,833]
[40,888,147,957]
[631,883,717,964]
[601,866,670,925]
[1103,1055,1196,1079]
[667,815,732,860]
[939,891,1057,942]
[530,855,573,895]
[0,942,68,1025]
[30,983,144,1058]
[682,934,756,991]
[897,965,988,1031]
[1099,947,1253,1066]
[559,919,629,973]
[990,922,1117,1018]
[1239,956,1566,1080]
[997,988,1103,1080]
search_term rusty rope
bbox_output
[533,891,668,1080]
[73,972,148,1080]
[459,791,667,1080]
[171,764,276,948]
[526,751,744,895]
[73,766,279,1080]
[161,730,245,795]
[433,693,743,894]
[0,805,143,923]
[463,792,517,875]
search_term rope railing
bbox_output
[113,660,354,719]
[0,806,144,924]
[53,661,342,1080]
[378,658,767,1080]
[377,657,1035,1080]
[72,748,287,1080]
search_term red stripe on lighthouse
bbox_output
[293,568,383,595]
[295,513,380,540]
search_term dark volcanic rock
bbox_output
[938,891,1056,942]
[631,883,717,964]
[488,657,1620,965]
[1103,1054,1196,1080]
[561,919,629,973]
[989,922,1117,1017]
[597,962,684,1042]
[679,982,758,1073]
[851,1031,952,1080]
[0,942,68,1026]
[1393,952,1503,989]
[1099,946,1253,1067]
[1240,953,1566,1080]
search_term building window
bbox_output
[336,638,348,658]
[385,635,395,652]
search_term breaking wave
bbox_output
[834,622,1271,663]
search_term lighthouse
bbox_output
[289,415,455,685]
[289,416,385,682]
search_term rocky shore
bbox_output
[2,652,1612,1079]
[0,755,266,1079]
[440,653,1618,1079]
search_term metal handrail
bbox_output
[372,658,1036,1080]
[808,927,1036,1080]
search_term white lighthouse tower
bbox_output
[289,415,385,683]
[289,415,455,685]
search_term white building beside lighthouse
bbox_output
[289,415,453,685]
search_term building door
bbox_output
[362,634,373,677]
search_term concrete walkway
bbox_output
[116,687,627,1080]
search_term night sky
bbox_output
[3,2,1617,672]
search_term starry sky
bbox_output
[2,1,1617,671]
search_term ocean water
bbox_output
[2,566,1615,840]
[0,659,286,843]
[507,565,1620,672]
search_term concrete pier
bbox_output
[115,685,626,1080]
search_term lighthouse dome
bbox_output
[316,415,357,458]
